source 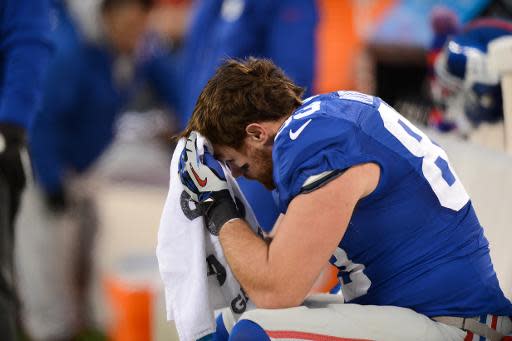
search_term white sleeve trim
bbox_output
[302,171,335,188]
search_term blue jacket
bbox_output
[29,4,179,194]
[0,0,53,128]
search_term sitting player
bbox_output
[178,58,512,340]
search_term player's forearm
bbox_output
[219,219,300,308]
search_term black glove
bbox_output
[178,132,242,235]
[44,187,68,213]
[0,123,28,192]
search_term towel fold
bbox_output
[157,134,258,341]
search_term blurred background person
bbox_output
[0,0,52,339]
[14,0,181,339]
[9,0,511,339]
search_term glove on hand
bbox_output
[0,123,28,192]
[178,132,241,235]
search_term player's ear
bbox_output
[245,123,268,145]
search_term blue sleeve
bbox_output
[0,0,53,128]
[266,0,317,96]
[29,51,82,194]
[273,113,378,213]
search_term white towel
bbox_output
[156,134,258,341]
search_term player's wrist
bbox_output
[201,190,242,236]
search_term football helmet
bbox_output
[432,18,512,126]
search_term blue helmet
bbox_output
[433,19,512,125]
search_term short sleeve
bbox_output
[273,114,379,213]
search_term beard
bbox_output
[251,146,275,190]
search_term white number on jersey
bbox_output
[378,103,469,211]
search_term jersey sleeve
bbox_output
[273,111,381,213]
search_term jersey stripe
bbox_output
[266,330,372,341]
[301,170,344,194]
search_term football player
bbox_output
[179,58,512,340]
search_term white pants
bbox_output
[226,294,512,341]
[15,179,98,340]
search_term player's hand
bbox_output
[179,131,229,202]
[178,132,242,235]
[0,123,28,192]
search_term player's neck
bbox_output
[263,115,291,141]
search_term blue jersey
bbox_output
[273,91,512,317]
